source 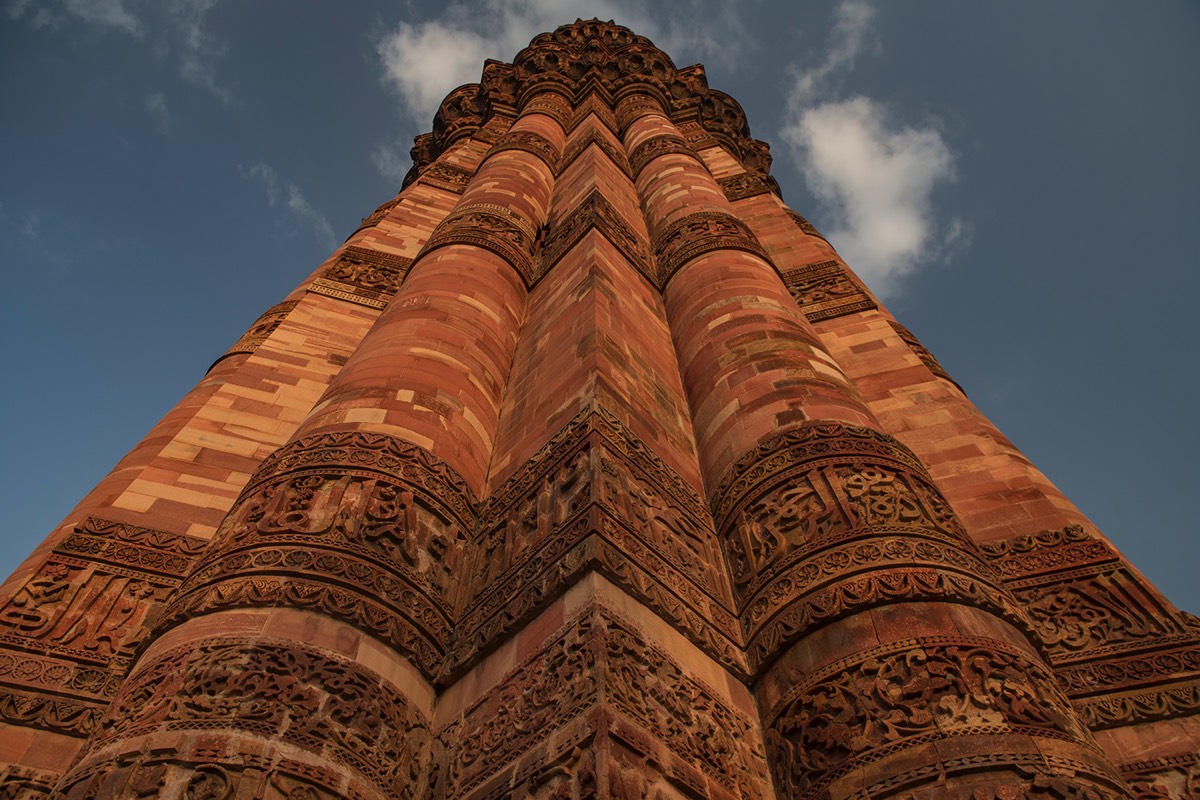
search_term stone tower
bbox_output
[0,19,1197,800]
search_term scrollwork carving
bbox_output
[719,172,780,202]
[485,130,562,172]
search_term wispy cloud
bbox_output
[780,0,963,298]
[145,90,171,131]
[242,161,336,250]
[373,0,757,178]
[169,0,229,102]
[7,0,230,101]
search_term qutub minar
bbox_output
[0,19,1196,800]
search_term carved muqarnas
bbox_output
[0,517,206,737]
[781,259,876,322]
[448,605,769,800]
[309,246,414,309]
[60,637,437,800]
[162,431,476,681]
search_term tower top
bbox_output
[404,17,775,190]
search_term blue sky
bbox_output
[1,1,1198,611]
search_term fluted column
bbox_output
[620,93,1129,800]
[51,96,568,800]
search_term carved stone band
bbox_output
[628,131,695,177]
[67,637,438,800]
[163,431,477,680]
[764,636,1113,800]
[418,202,539,285]
[484,129,563,173]
[652,209,772,288]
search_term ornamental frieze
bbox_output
[447,605,768,799]
[980,524,1118,579]
[0,764,57,799]
[719,172,781,202]
[568,90,620,135]
[1120,753,1200,800]
[536,190,651,284]
[485,129,563,173]
[309,246,413,309]
[163,432,476,680]
[1014,574,1163,656]
[781,259,876,322]
[1074,678,1200,731]
[628,132,696,177]
[786,209,825,239]
[64,638,436,800]
[349,194,401,234]
[418,161,473,194]
[419,202,539,285]
[214,299,298,364]
[764,636,1100,800]
[652,210,771,287]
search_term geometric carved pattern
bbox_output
[447,604,769,799]
[0,517,206,738]
[711,421,1034,674]
[420,202,539,286]
[888,319,965,393]
[161,431,477,682]
[763,635,1113,800]
[447,403,742,682]
[309,246,413,309]
[537,190,651,285]
[66,637,438,800]
[214,298,299,364]
[781,259,876,322]
[653,210,771,288]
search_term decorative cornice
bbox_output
[484,129,562,173]
[719,172,781,202]
[628,131,695,177]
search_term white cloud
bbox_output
[781,0,963,298]
[145,90,170,131]
[371,141,414,185]
[242,161,336,250]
